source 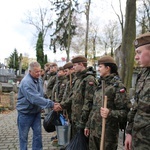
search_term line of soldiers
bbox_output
[40,31,150,150]
[41,55,128,150]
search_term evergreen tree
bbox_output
[8,48,19,71]
[36,31,44,68]
[49,0,79,61]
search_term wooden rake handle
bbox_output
[100,95,108,150]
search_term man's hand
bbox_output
[100,107,110,118]
[53,103,62,111]
[125,134,132,150]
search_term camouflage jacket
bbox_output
[61,69,97,128]
[86,74,128,140]
[52,76,67,102]
[62,73,75,102]
[46,72,57,99]
[61,73,75,120]
[126,67,150,134]
[42,71,50,81]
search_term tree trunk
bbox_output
[85,0,91,58]
[66,1,72,62]
[120,0,136,90]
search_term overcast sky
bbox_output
[0,0,126,63]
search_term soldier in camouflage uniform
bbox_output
[52,67,67,102]
[42,62,51,81]
[60,55,97,138]
[125,32,150,150]
[84,56,128,150]
[62,62,75,121]
[46,63,58,99]
[42,62,51,94]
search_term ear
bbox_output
[106,66,111,72]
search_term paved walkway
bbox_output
[0,110,124,150]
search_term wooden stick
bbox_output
[69,73,72,88]
[100,96,108,150]
[102,80,105,106]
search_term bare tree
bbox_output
[100,20,121,56]
[23,7,53,47]
[111,0,125,36]
[70,19,102,62]
[137,0,150,33]
[70,20,85,55]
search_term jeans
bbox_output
[17,112,42,150]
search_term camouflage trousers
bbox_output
[89,135,118,150]
[71,123,89,144]
[132,126,150,150]
[71,122,78,139]
[71,122,85,138]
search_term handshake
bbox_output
[53,103,63,112]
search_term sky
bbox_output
[0,0,126,64]
[0,0,54,63]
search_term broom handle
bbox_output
[100,96,107,150]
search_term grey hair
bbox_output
[28,61,41,71]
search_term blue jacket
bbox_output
[16,73,54,114]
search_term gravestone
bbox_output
[0,67,16,83]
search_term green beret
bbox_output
[71,55,87,63]
[98,55,116,65]
[134,32,150,48]
[63,62,73,69]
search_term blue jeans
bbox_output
[17,112,42,150]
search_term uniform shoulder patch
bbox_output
[119,88,125,93]
[88,81,94,85]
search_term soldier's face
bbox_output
[98,64,110,77]
[73,63,83,72]
[57,70,65,77]
[64,69,70,76]
[135,45,150,67]
[50,66,57,72]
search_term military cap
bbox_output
[50,62,57,67]
[134,32,150,48]
[71,55,87,63]
[63,62,73,69]
[98,55,116,65]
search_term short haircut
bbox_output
[81,62,87,68]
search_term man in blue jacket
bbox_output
[16,61,62,150]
